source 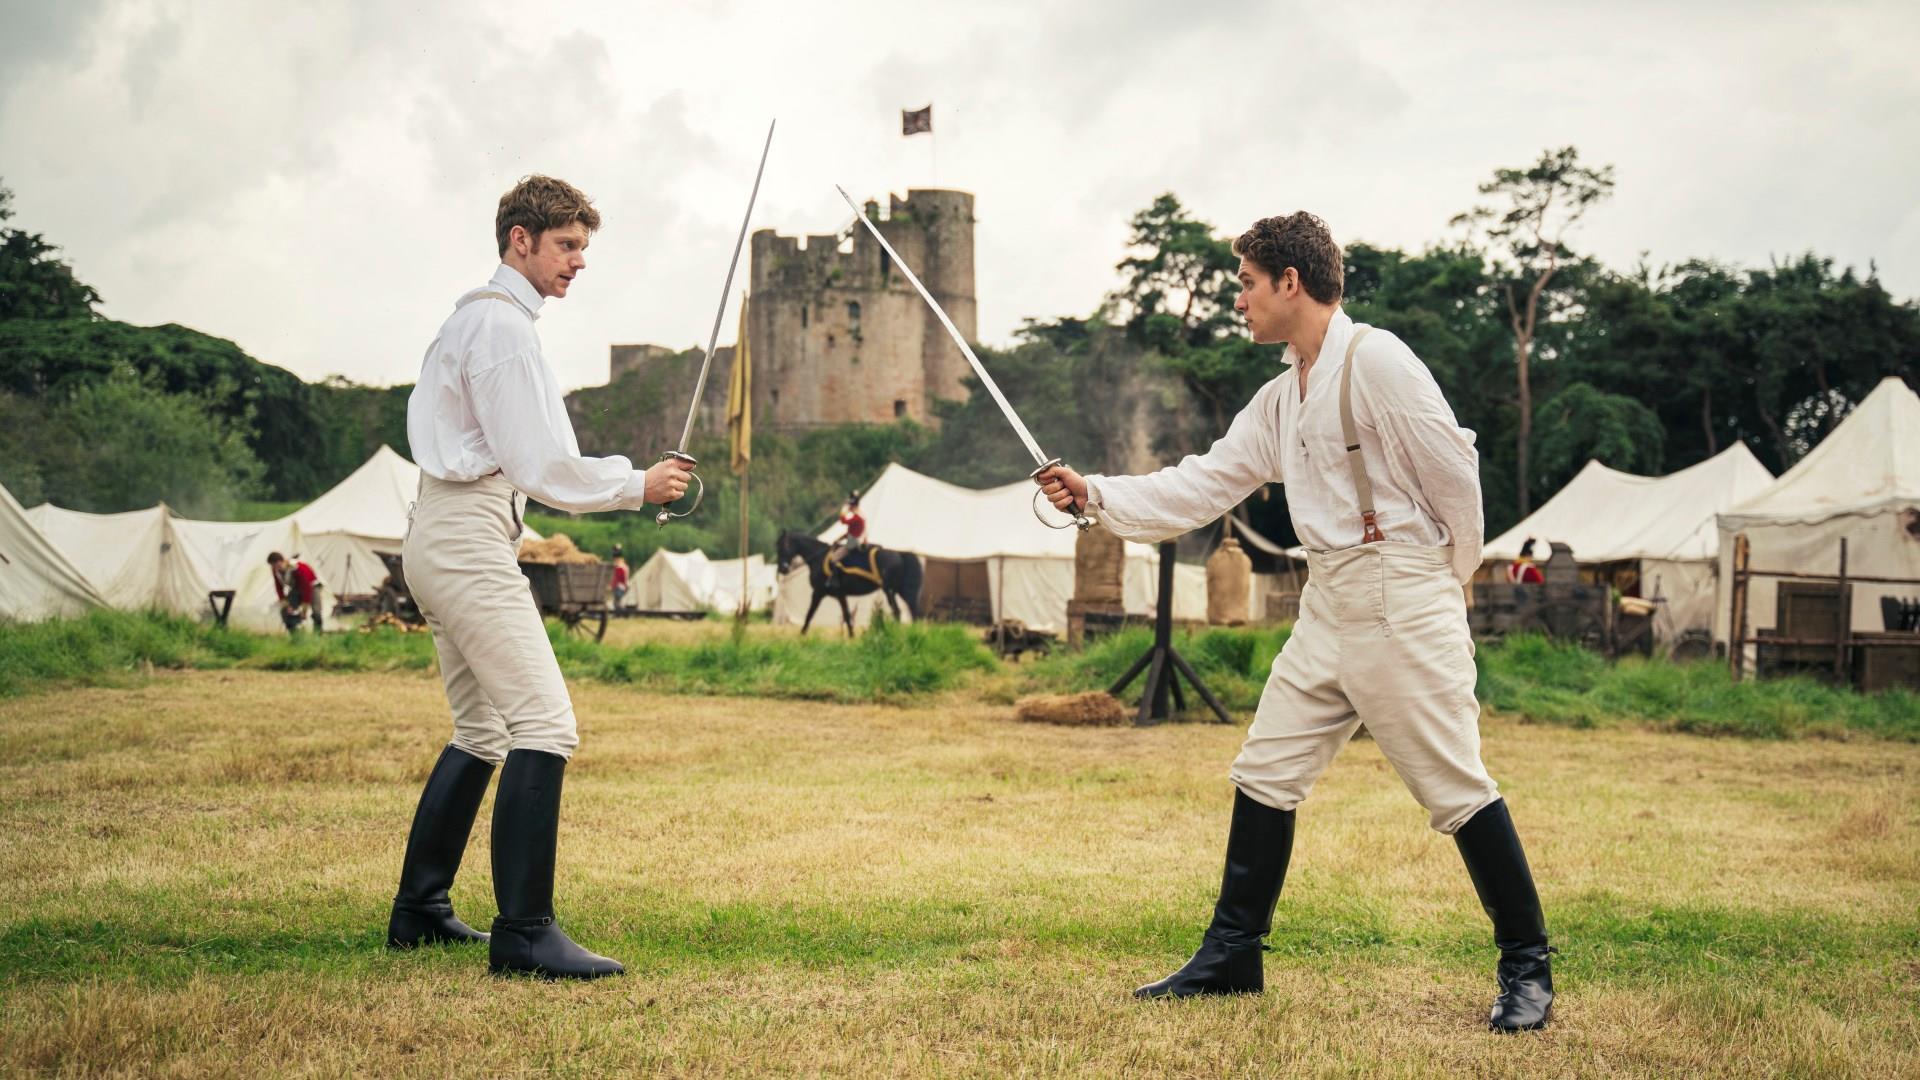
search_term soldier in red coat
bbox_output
[267,552,323,633]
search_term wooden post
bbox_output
[1836,537,1849,683]
[1731,533,1750,680]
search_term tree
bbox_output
[1530,381,1665,484]
[1109,194,1255,435]
[0,181,101,321]
[1454,147,1615,517]
[18,365,266,517]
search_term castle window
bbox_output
[847,301,861,324]
[801,304,809,328]
[880,250,891,283]
[827,333,836,349]
[772,388,780,404]
[894,399,908,418]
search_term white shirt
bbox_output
[407,265,651,514]
[1087,309,1484,583]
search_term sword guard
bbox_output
[653,451,704,528]
[1029,458,1091,532]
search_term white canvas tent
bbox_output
[170,516,307,633]
[710,555,778,614]
[291,446,541,595]
[291,445,421,596]
[20,502,302,632]
[1482,444,1775,644]
[0,480,105,621]
[772,464,1210,633]
[630,550,778,614]
[1715,377,1920,644]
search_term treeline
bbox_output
[5,148,1917,550]
[0,183,407,517]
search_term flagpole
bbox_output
[738,470,749,621]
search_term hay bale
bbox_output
[517,533,601,565]
[1074,524,1125,605]
[1207,537,1251,625]
[1015,691,1128,727]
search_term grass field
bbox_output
[3,644,1918,1075]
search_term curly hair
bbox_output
[1232,212,1343,304]
[495,175,602,257]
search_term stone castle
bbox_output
[607,189,977,431]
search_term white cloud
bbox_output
[2,0,1916,394]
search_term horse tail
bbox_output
[893,552,924,619]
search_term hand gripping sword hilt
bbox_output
[1030,458,1092,532]
[653,451,704,528]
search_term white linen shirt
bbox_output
[1086,310,1485,583]
[407,265,651,514]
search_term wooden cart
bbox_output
[518,561,615,642]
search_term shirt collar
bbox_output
[490,264,546,321]
[1280,307,1352,371]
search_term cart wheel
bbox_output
[562,610,607,642]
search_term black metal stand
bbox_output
[1108,541,1232,726]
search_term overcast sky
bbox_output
[4,0,1917,391]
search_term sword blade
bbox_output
[834,184,1048,468]
[676,119,777,453]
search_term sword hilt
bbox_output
[1030,458,1091,532]
[653,451,703,528]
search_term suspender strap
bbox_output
[1338,326,1387,544]
[456,290,518,311]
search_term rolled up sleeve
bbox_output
[1086,379,1284,544]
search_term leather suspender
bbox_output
[1337,326,1387,544]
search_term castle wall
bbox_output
[745,189,976,430]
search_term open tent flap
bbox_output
[171,516,306,632]
[0,481,106,621]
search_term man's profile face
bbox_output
[1234,255,1293,345]
[512,222,590,299]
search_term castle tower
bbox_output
[746,189,977,430]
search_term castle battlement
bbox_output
[744,188,977,430]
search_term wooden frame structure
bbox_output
[1727,534,1920,689]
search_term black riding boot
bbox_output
[1135,789,1295,999]
[488,750,624,979]
[388,745,495,948]
[1454,798,1555,1032]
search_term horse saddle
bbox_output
[826,543,884,586]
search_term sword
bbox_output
[656,118,776,527]
[832,184,1090,531]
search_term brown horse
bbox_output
[776,531,923,636]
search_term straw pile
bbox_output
[517,533,602,564]
[1014,691,1128,727]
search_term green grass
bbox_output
[1021,624,1293,711]
[5,613,1916,739]
[3,672,1916,1075]
[230,500,304,521]
[0,610,994,705]
[1478,633,1920,740]
[551,616,999,702]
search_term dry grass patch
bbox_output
[1,669,1917,1077]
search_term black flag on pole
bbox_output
[901,105,932,136]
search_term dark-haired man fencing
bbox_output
[1038,211,1555,1032]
